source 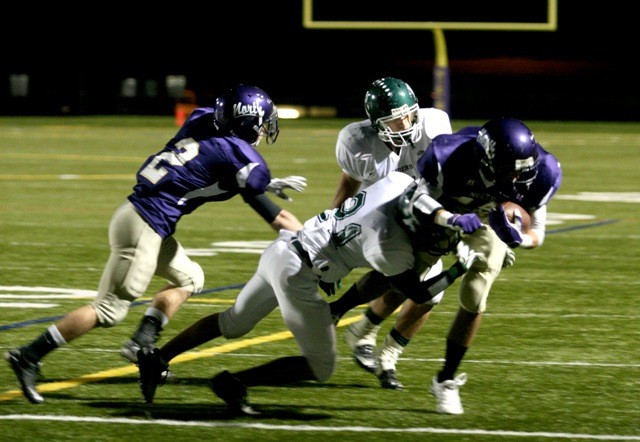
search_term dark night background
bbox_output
[2,1,637,121]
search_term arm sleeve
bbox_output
[245,193,282,224]
[528,204,547,246]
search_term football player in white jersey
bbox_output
[330,77,453,390]
[135,171,482,414]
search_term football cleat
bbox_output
[122,339,173,381]
[210,370,260,416]
[120,339,141,364]
[5,348,44,404]
[377,369,404,390]
[374,334,405,390]
[376,335,403,371]
[351,344,378,373]
[344,326,378,373]
[430,373,468,415]
[137,347,169,403]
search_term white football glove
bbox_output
[266,176,307,201]
[502,247,517,268]
[455,242,478,271]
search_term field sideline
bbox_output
[1,116,639,441]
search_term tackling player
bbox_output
[135,171,482,414]
[5,84,307,404]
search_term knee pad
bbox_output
[170,260,204,293]
[458,265,501,313]
[92,292,131,327]
[457,230,507,313]
[187,261,205,293]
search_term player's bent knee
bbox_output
[92,293,131,327]
[218,309,255,338]
[459,267,500,313]
[307,355,336,382]
[175,261,204,293]
[459,297,484,313]
[188,262,205,293]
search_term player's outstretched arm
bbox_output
[270,209,303,232]
[247,194,304,232]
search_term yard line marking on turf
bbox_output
[0,284,244,331]
[0,415,638,440]
[3,152,143,163]
[547,219,618,234]
[0,302,58,308]
[0,174,133,180]
[403,358,640,368]
[555,192,640,203]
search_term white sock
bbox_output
[47,324,67,346]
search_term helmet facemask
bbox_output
[214,84,279,147]
[493,156,539,201]
[253,107,279,146]
[374,103,422,148]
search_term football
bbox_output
[501,201,531,231]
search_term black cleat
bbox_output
[210,370,260,416]
[378,369,404,391]
[5,348,44,404]
[138,347,169,403]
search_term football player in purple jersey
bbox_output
[331,117,562,414]
[5,84,307,404]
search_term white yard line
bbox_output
[0,414,638,440]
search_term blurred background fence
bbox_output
[2,1,636,121]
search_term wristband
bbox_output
[434,210,455,227]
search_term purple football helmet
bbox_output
[476,117,539,201]
[214,84,279,146]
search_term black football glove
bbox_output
[319,280,337,296]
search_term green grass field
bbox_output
[1,116,639,441]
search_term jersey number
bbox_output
[140,138,200,184]
[332,191,366,246]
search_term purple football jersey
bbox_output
[417,128,562,214]
[128,107,272,238]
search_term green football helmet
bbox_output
[364,77,422,147]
